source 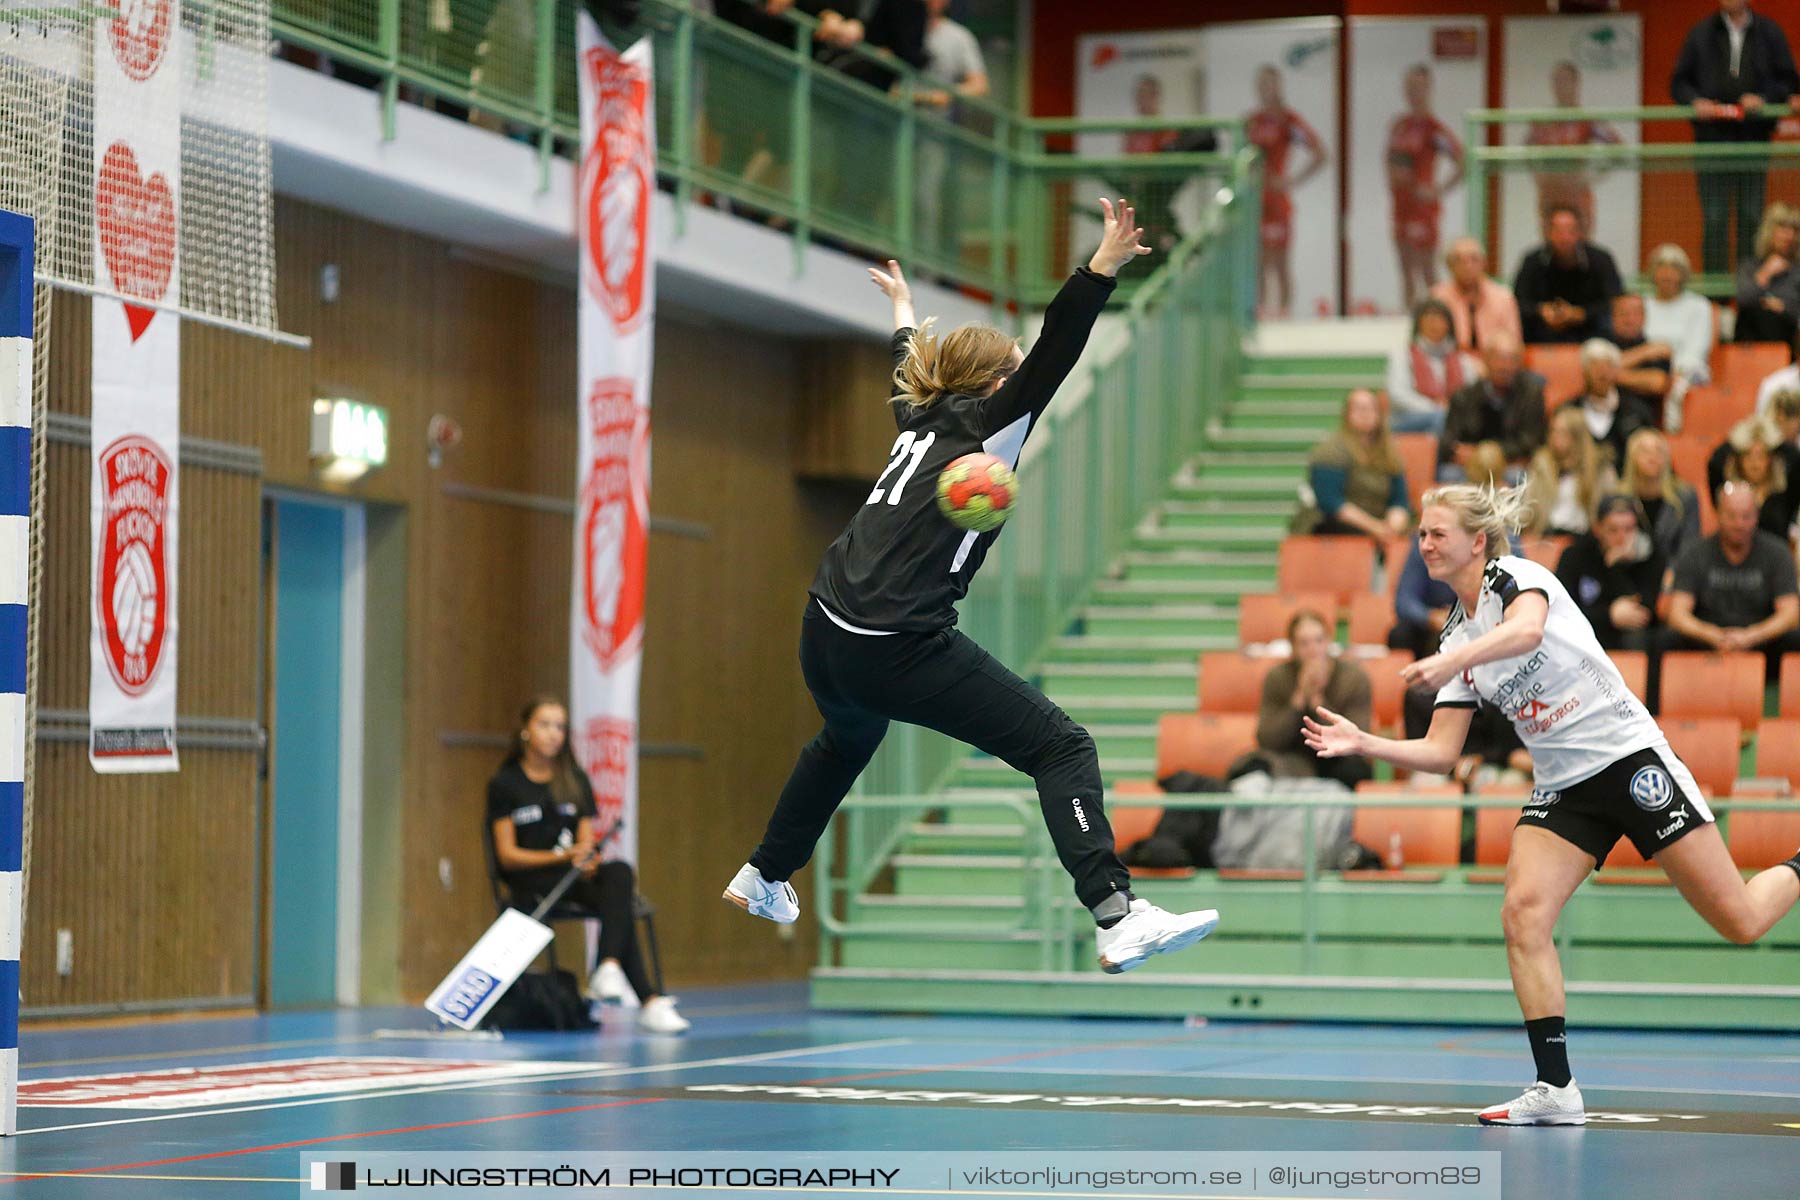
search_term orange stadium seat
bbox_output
[1156,713,1257,780]
[1474,798,1527,867]
[1278,536,1376,605]
[1382,537,1410,596]
[1349,791,1463,867]
[1518,535,1570,572]
[1661,718,1743,796]
[1197,652,1276,715]
[1713,342,1789,399]
[1781,653,1800,717]
[1394,433,1438,509]
[1348,592,1397,647]
[1666,434,1712,490]
[1236,591,1337,646]
[1607,650,1649,705]
[1679,383,1756,443]
[1106,803,1165,855]
[1753,719,1800,788]
[1365,651,1414,733]
[1526,344,1583,410]
[1658,651,1764,731]
[1726,808,1800,870]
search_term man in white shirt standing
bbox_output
[914,0,988,258]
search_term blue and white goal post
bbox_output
[0,208,35,1137]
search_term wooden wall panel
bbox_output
[795,340,900,484]
[28,194,863,1013]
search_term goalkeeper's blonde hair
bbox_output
[1419,482,1535,562]
[892,319,1019,410]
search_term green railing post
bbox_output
[989,114,1011,309]
[789,36,813,275]
[1085,387,1104,583]
[997,522,1019,667]
[896,76,916,266]
[1040,433,1063,640]
[533,0,558,192]
[378,0,399,141]
[668,1,697,227]
[1465,110,1485,259]
[1301,807,1318,975]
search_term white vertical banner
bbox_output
[572,15,654,866]
[1347,17,1486,317]
[1204,20,1340,319]
[1500,16,1642,285]
[90,0,180,773]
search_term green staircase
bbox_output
[812,342,1800,1028]
[940,351,1379,791]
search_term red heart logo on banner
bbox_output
[95,140,176,342]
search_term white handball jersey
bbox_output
[1433,554,1665,790]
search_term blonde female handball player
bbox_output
[1304,482,1800,1126]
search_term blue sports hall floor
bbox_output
[3,981,1797,1199]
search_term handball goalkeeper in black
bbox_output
[724,199,1220,973]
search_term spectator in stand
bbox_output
[1525,406,1614,538]
[1256,610,1373,789]
[1643,243,1717,433]
[1513,204,1624,344]
[1526,61,1622,238]
[1439,333,1546,484]
[1387,298,1479,436]
[1567,338,1655,475]
[1708,415,1798,539]
[1293,387,1411,541]
[1430,236,1523,355]
[1622,427,1704,565]
[712,1,804,196]
[805,0,927,90]
[920,0,986,107]
[802,0,928,216]
[1606,293,1675,422]
[1556,493,1665,653]
[1734,202,1800,344]
[1670,0,1800,275]
[913,0,988,253]
[1664,480,1800,679]
[1387,538,1457,662]
[1755,326,1800,415]
[1400,687,1532,789]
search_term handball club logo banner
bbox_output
[573,15,654,862]
[90,0,180,773]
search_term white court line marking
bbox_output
[14,1037,914,1137]
[876,1061,1800,1101]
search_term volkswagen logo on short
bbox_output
[1629,765,1674,812]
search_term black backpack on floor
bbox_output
[482,968,598,1032]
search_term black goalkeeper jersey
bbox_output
[809,268,1117,632]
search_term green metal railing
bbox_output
[270,0,1246,304]
[834,153,1258,882]
[816,789,1800,994]
[1465,103,1800,294]
[848,151,1258,809]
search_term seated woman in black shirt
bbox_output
[488,696,687,1033]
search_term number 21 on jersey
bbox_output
[867,431,936,506]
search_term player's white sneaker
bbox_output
[589,959,639,1009]
[638,995,691,1034]
[1479,1080,1586,1126]
[723,863,800,924]
[1095,898,1219,974]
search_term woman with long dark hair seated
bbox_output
[488,695,688,1033]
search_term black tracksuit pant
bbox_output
[750,599,1132,912]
